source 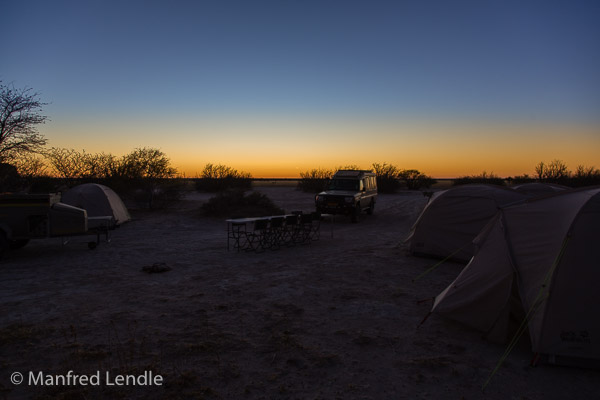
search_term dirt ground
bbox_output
[1,186,599,399]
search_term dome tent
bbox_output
[406,185,526,262]
[432,187,600,366]
[61,183,131,227]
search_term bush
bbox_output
[201,189,284,218]
[125,178,186,209]
[45,147,181,208]
[10,153,48,178]
[45,148,92,186]
[298,168,333,193]
[372,163,400,193]
[195,163,252,192]
[335,164,362,171]
[105,148,179,209]
[509,174,536,185]
[570,165,600,187]
[398,169,437,190]
[533,160,600,187]
[453,171,505,186]
[535,159,569,183]
[0,163,21,192]
[6,153,53,192]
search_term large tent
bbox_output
[61,183,131,227]
[432,187,600,365]
[406,185,526,262]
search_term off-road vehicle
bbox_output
[315,170,378,222]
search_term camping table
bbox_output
[226,214,304,251]
[226,213,331,251]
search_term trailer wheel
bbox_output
[9,239,29,250]
[0,231,9,259]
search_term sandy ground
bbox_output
[1,186,599,399]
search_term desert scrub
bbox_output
[195,163,252,192]
[372,162,400,193]
[297,168,333,193]
[570,164,600,187]
[508,174,536,185]
[453,171,505,186]
[298,165,361,193]
[534,160,600,187]
[202,190,284,218]
[398,169,437,190]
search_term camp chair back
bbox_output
[268,217,285,249]
[245,218,269,252]
[297,213,314,244]
[283,215,300,245]
[229,221,248,251]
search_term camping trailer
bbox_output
[0,193,106,258]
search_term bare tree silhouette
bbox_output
[0,82,48,161]
[535,159,570,182]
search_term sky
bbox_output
[3,0,599,178]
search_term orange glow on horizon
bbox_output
[44,117,600,179]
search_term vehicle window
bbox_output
[328,179,359,191]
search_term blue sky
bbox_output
[3,0,599,177]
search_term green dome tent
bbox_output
[432,187,600,366]
[406,185,526,262]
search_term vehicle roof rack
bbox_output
[334,170,375,178]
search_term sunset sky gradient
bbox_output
[3,0,599,178]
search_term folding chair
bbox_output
[282,215,299,246]
[228,221,247,251]
[267,217,285,250]
[297,213,314,244]
[245,218,269,252]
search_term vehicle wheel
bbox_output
[88,241,98,250]
[9,239,29,250]
[367,200,375,215]
[351,203,360,223]
[0,231,9,259]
